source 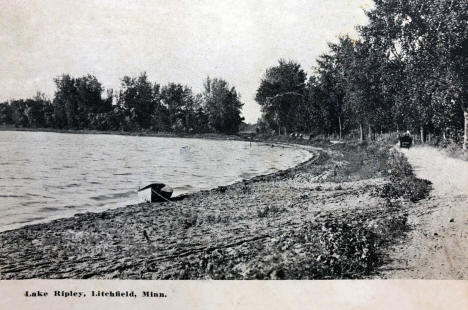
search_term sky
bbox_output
[0,0,373,123]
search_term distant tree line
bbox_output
[256,0,467,149]
[0,73,244,134]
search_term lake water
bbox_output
[0,131,311,231]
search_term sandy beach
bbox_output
[2,138,464,280]
[2,139,425,279]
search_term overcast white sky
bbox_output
[0,0,372,123]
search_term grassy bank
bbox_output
[0,140,431,279]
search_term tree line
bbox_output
[255,0,467,149]
[0,73,244,134]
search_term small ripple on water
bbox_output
[64,183,81,188]
[21,201,43,207]
[0,194,23,198]
[39,206,60,212]
[90,190,135,201]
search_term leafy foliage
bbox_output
[254,0,467,148]
[53,74,112,129]
[255,59,306,135]
[203,77,244,134]
[0,74,243,135]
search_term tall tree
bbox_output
[255,60,306,135]
[0,102,12,125]
[53,74,109,129]
[160,83,195,132]
[315,40,352,140]
[360,0,467,144]
[117,72,160,130]
[203,77,244,134]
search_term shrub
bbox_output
[377,149,432,202]
[312,219,380,278]
[257,205,285,217]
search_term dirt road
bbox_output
[382,146,468,279]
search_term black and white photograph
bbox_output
[0,0,467,308]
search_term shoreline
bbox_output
[0,127,317,233]
[0,148,319,233]
[0,126,251,142]
[0,140,410,279]
[0,126,329,148]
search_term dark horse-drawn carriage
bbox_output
[398,132,413,148]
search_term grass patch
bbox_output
[321,141,389,182]
[378,150,432,202]
[173,210,408,280]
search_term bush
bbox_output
[444,141,465,159]
[379,177,432,202]
[377,149,432,202]
[312,219,380,278]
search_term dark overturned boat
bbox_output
[138,183,173,203]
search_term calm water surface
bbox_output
[0,131,311,231]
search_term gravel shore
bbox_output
[0,142,411,279]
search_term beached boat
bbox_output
[138,183,173,203]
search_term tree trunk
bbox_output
[359,123,364,142]
[368,124,372,141]
[464,110,468,152]
[276,109,280,136]
[420,126,424,144]
[338,116,342,140]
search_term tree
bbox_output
[160,83,195,132]
[0,102,12,125]
[315,40,352,140]
[9,100,29,127]
[303,76,328,135]
[359,0,467,145]
[187,93,209,133]
[53,74,110,129]
[117,72,160,130]
[255,59,306,135]
[203,77,244,134]
[428,0,468,150]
